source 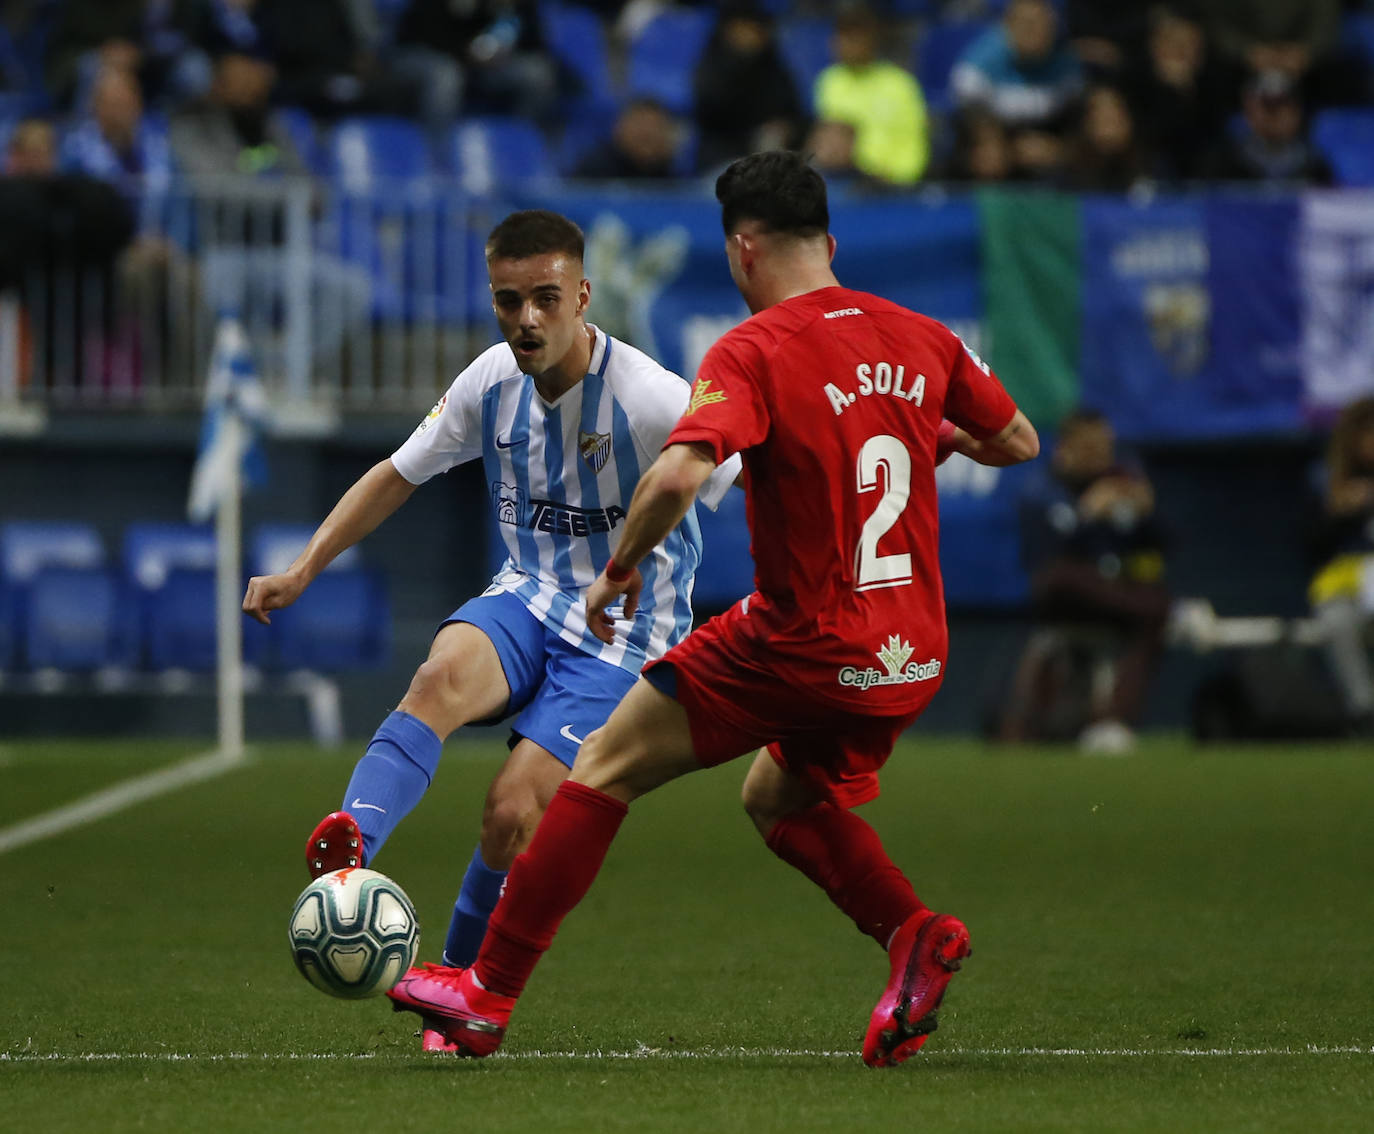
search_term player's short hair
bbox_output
[715,151,829,239]
[486,209,585,263]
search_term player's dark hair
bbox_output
[715,151,829,238]
[486,210,584,263]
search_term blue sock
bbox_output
[442,845,508,966]
[341,711,442,863]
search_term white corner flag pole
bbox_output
[215,412,246,758]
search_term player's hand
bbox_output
[585,567,642,644]
[242,571,307,625]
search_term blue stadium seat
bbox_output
[326,115,434,194]
[1,520,105,584]
[270,569,390,671]
[449,116,558,195]
[626,7,715,115]
[915,20,991,113]
[1,521,108,671]
[143,567,218,671]
[1313,109,1374,188]
[539,1,615,105]
[692,491,754,616]
[123,523,216,591]
[250,524,360,578]
[779,18,834,104]
[276,106,324,174]
[23,566,135,671]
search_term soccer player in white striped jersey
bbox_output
[243,211,739,1042]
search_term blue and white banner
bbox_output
[1300,190,1374,413]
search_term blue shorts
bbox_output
[442,590,637,768]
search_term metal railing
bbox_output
[0,176,503,420]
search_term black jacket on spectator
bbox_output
[0,173,134,289]
[397,0,546,59]
[692,22,802,173]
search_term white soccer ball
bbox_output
[288,868,420,999]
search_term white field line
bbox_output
[3,1045,1372,1065]
[0,747,245,856]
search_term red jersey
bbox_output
[666,285,1017,711]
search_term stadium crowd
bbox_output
[0,0,1372,197]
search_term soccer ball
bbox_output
[288,868,420,999]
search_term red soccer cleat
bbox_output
[863,911,971,1068]
[304,811,363,879]
[387,963,513,1057]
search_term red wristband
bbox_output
[604,557,634,583]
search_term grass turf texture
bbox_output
[2,736,1372,1132]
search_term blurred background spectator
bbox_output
[61,64,173,193]
[1058,82,1153,193]
[1064,0,1151,77]
[255,0,422,121]
[573,96,681,180]
[1204,69,1333,184]
[1122,4,1231,182]
[951,0,1084,179]
[1002,410,1171,753]
[804,117,886,193]
[813,3,929,186]
[1308,397,1374,735]
[391,0,557,127]
[692,1,803,174]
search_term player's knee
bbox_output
[741,776,784,832]
[399,657,469,728]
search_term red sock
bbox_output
[474,780,628,998]
[765,803,925,947]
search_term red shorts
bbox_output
[643,603,935,809]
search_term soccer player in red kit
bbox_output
[386,150,1040,1065]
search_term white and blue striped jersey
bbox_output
[390,325,739,673]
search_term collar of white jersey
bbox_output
[586,324,612,381]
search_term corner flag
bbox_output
[187,318,267,523]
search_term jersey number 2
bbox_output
[855,434,912,591]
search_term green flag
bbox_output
[977,188,1082,429]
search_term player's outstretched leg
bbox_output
[387,963,516,1057]
[305,811,363,879]
[863,911,971,1068]
[331,710,443,865]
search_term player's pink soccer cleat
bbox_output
[863,911,971,1068]
[305,811,363,879]
[387,963,513,1057]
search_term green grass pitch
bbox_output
[2,735,1372,1132]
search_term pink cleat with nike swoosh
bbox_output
[387,963,513,1056]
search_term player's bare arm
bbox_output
[242,459,416,625]
[585,441,718,642]
[946,409,1040,467]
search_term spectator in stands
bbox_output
[692,1,804,174]
[61,66,174,195]
[1204,70,1332,184]
[1308,397,1374,735]
[803,118,886,194]
[170,50,369,362]
[391,0,558,126]
[1059,83,1153,193]
[1196,0,1361,106]
[939,107,1021,184]
[1064,0,1151,75]
[950,0,1083,179]
[812,3,929,186]
[573,97,681,180]
[44,0,145,109]
[1122,4,1230,182]
[1001,409,1170,753]
[0,118,137,391]
[256,0,423,120]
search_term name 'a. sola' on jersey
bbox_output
[390,325,739,673]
